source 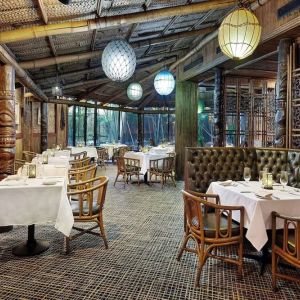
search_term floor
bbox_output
[0,165,299,300]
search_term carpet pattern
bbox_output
[0,165,299,300]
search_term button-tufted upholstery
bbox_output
[185,147,300,192]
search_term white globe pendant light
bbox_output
[127,83,143,101]
[102,39,136,82]
[154,70,175,96]
[218,7,261,60]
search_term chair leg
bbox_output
[114,173,120,186]
[161,174,164,189]
[171,174,176,187]
[64,236,70,254]
[98,215,108,249]
[237,241,243,278]
[177,234,190,261]
[272,252,278,291]
[195,243,205,288]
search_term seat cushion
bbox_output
[71,200,99,216]
[275,230,296,253]
[191,213,240,238]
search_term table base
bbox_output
[12,224,49,257]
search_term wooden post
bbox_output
[275,38,293,148]
[138,111,144,147]
[213,68,225,146]
[94,104,97,146]
[40,102,48,152]
[0,65,15,179]
[175,80,198,180]
[84,107,87,145]
[72,105,76,146]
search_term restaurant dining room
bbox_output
[0,0,300,299]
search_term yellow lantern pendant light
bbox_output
[218,3,261,60]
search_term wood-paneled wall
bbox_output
[15,88,68,158]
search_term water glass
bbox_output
[259,170,265,186]
[280,171,288,190]
[243,167,251,183]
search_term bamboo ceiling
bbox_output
[0,0,234,108]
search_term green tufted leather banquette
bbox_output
[185,147,300,193]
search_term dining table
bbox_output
[32,156,70,168]
[99,143,127,159]
[0,171,73,256]
[69,146,98,159]
[207,180,300,272]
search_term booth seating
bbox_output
[185,147,300,192]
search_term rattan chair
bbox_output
[149,156,176,188]
[14,159,26,174]
[68,163,97,184]
[112,146,130,163]
[65,176,109,253]
[22,151,37,162]
[70,151,87,160]
[271,211,300,291]
[114,156,142,187]
[70,157,91,169]
[97,148,109,169]
[177,190,244,287]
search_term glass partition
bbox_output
[75,107,85,145]
[67,106,73,146]
[120,112,138,147]
[96,109,119,145]
[86,108,95,146]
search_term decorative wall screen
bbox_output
[224,78,275,147]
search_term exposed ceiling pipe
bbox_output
[169,0,270,71]
[19,28,211,70]
[0,45,48,102]
[0,0,235,44]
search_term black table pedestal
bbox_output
[12,224,49,256]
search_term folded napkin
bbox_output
[219,180,233,186]
[255,191,273,199]
[0,180,25,186]
[6,175,22,181]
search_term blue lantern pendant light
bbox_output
[154,70,175,96]
[127,83,143,101]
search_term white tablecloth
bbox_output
[99,143,127,159]
[149,146,175,155]
[124,151,168,174]
[207,181,300,251]
[70,146,98,159]
[32,156,70,168]
[45,150,71,158]
[0,178,73,236]
[18,164,69,180]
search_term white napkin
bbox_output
[6,175,22,181]
[255,191,273,199]
[0,180,25,186]
[219,180,233,186]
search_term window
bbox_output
[67,106,73,146]
[120,112,138,147]
[86,108,95,146]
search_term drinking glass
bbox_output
[243,167,251,183]
[21,165,29,184]
[259,170,265,186]
[280,171,288,190]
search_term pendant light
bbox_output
[218,5,261,60]
[127,83,143,101]
[154,70,175,96]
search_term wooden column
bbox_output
[275,38,293,148]
[94,105,97,146]
[40,102,48,152]
[175,80,198,180]
[213,68,225,146]
[138,111,144,148]
[84,107,87,145]
[72,105,76,146]
[0,65,15,179]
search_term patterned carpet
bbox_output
[0,165,299,300]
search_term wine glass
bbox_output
[259,170,265,187]
[243,167,251,183]
[280,171,288,191]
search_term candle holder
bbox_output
[263,172,273,189]
[28,164,36,178]
[42,154,48,164]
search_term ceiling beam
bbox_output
[37,0,48,24]
[0,0,235,44]
[0,45,48,101]
[19,27,212,69]
[48,98,175,114]
[96,0,103,18]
